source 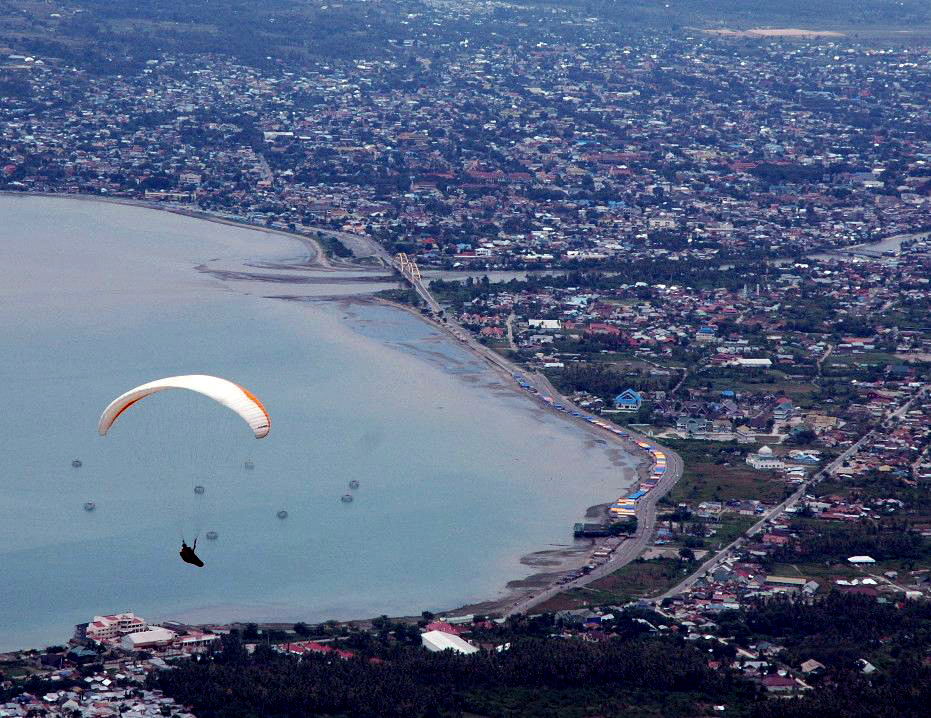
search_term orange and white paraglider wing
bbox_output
[97,375,270,438]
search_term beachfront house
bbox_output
[614,389,642,412]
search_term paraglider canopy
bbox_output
[97,375,270,439]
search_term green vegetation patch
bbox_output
[707,515,758,551]
[537,558,688,611]
[766,561,860,582]
[765,517,931,568]
[151,631,743,718]
[375,288,422,307]
[460,685,724,718]
[825,352,906,368]
[687,369,817,403]
[314,233,353,259]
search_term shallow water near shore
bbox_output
[0,195,638,650]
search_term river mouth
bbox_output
[0,195,641,650]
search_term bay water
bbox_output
[0,195,637,650]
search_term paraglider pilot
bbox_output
[180,539,204,568]
[97,375,272,573]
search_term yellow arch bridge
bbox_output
[396,252,422,282]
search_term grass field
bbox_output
[669,464,790,505]
[707,515,758,551]
[826,352,903,367]
[534,558,689,611]
[661,440,792,505]
[688,371,818,403]
[767,561,860,582]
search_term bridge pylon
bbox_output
[396,252,421,282]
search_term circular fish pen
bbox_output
[83,501,96,511]
[348,480,360,490]
[193,485,205,495]
[341,494,354,503]
[277,510,288,519]
[72,459,82,468]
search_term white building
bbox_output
[121,627,176,651]
[421,630,479,655]
[528,318,561,331]
[733,358,772,368]
[746,445,785,470]
[86,612,148,642]
[179,632,220,653]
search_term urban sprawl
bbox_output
[2,17,931,715]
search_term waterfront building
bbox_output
[121,627,176,651]
[613,389,642,411]
[83,612,148,643]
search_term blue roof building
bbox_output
[613,388,642,411]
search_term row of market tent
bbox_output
[609,442,667,518]
[511,373,667,520]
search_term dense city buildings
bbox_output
[2,36,930,269]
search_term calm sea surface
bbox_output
[0,195,637,651]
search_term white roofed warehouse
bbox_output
[121,627,176,651]
[421,630,479,655]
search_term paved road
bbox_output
[816,344,833,376]
[506,444,683,616]
[656,385,928,601]
[392,258,442,314]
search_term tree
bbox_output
[372,614,391,631]
[294,622,312,637]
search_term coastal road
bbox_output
[656,384,928,601]
[505,445,684,616]
[388,259,688,617]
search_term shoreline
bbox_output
[4,191,681,642]
[372,296,683,616]
[0,190,375,273]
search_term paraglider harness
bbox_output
[180,539,204,567]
